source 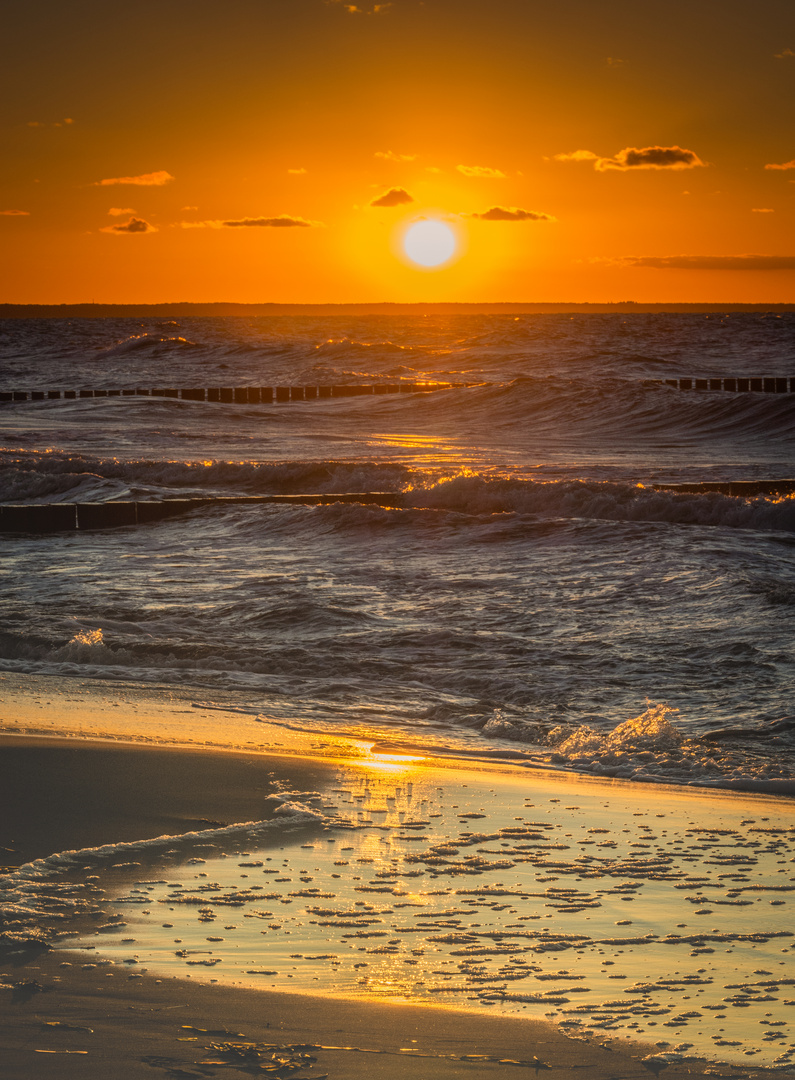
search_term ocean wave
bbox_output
[4,450,794,532]
[470,703,795,795]
[0,450,416,501]
[409,476,795,531]
[96,333,202,358]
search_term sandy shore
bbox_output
[0,734,680,1080]
[0,945,689,1080]
[0,735,335,868]
[2,677,795,1077]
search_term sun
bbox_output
[403,219,457,267]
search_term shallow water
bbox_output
[1,313,795,790]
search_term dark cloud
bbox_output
[370,187,414,208]
[557,146,705,172]
[472,206,554,222]
[620,254,795,270]
[599,146,704,171]
[222,215,317,227]
[101,216,156,234]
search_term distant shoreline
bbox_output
[2,301,794,317]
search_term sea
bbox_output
[2,312,795,793]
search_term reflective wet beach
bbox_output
[59,761,795,1070]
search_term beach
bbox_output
[2,313,795,1075]
[2,677,795,1078]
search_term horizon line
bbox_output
[2,300,795,316]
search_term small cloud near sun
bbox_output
[375,150,416,162]
[100,216,156,234]
[606,254,795,270]
[751,208,774,213]
[556,146,705,171]
[223,215,319,227]
[457,164,506,178]
[0,209,30,216]
[370,187,414,208]
[288,167,308,174]
[94,170,175,187]
[472,206,555,222]
[108,207,136,216]
[176,215,320,228]
[764,159,795,171]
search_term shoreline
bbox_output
[3,675,795,1074]
[2,670,794,802]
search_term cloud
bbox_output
[94,170,174,187]
[764,159,795,170]
[606,57,627,67]
[615,254,795,270]
[0,209,30,216]
[554,149,599,163]
[751,208,775,213]
[557,146,705,171]
[457,164,506,178]
[287,167,307,174]
[101,216,156,234]
[774,47,795,59]
[370,187,414,208]
[326,0,390,10]
[222,215,319,227]
[177,215,319,228]
[471,206,555,222]
[27,118,74,128]
[108,207,136,216]
[600,146,705,171]
[375,150,416,162]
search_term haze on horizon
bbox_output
[1,0,794,305]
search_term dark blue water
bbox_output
[2,313,794,791]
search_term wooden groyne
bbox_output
[652,479,795,496]
[0,493,401,533]
[1,378,793,401]
[661,377,793,392]
[0,382,475,403]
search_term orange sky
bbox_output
[2,0,794,303]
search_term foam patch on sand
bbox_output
[26,763,795,1071]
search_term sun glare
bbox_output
[403,219,457,267]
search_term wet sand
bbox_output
[0,735,335,867]
[0,946,686,1080]
[0,734,679,1080]
[2,685,795,1078]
